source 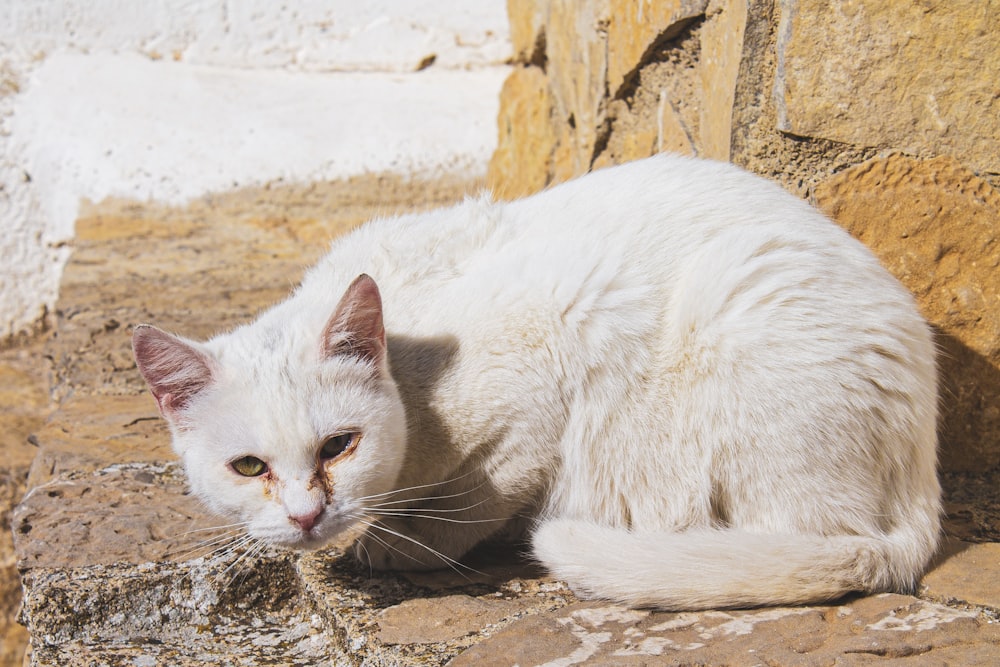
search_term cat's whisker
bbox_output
[360,519,486,579]
[363,510,506,525]
[352,534,376,579]
[168,528,246,563]
[356,470,482,504]
[218,536,265,585]
[171,530,255,590]
[355,521,426,568]
[175,520,251,538]
[362,494,495,515]
[232,538,270,589]
[361,481,493,509]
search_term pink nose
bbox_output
[291,507,323,532]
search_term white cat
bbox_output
[133,155,940,610]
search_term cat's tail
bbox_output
[532,517,939,609]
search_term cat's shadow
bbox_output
[376,540,547,594]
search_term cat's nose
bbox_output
[291,507,323,532]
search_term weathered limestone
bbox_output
[490,0,716,196]
[922,540,1000,611]
[775,0,1000,174]
[0,341,49,666]
[453,595,1000,666]
[488,65,556,199]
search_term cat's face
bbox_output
[133,275,407,549]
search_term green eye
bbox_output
[231,456,268,477]
[320,433,358,461]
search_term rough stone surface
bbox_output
[922,540,1000,611]
[453,596,1000,666]
[488,65,557,199]
[814,155,1000,471]
[698,0,747,160]
[0,339,50,666]
[775,0,1000,173]
[605,0,708,98]
[488,0,715,192]
[21,555,337,667]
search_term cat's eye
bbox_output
[320,433,358,461]
[230,455,268,477]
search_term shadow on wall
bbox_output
[936,332,1000,472]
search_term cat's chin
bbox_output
[264,530,337,551]
[258,519,358,551]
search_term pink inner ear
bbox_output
[132,325,214,417]
[322,274,386,365]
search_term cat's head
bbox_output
[132,274,407,550]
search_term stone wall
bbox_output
[488,0,1000,472]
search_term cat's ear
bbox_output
[132,325,215,420]
[322,274,386,368]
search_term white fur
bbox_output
[136,155,940,609]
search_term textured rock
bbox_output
[698,0,747,160]
[21,556,337,667]
[605,0,708,97]
[0,340,50,667]
[13,461,224,569]
[544,0,608,180]
[488,65,557,199]
[452,595,1000,665]
[490,0,718,192]
[922,540,1000,611]
[507,0,548,63]
[775,0,1000,173]
[814,154,1000,471]
[376,594,529,645]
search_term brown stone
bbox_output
[605,0,709,97]
[698,0,747,159]
[454,595,1000,666]
[377,594,527,645]
[508,0,549,63]
[814,154,1000,471]
[0,340,51,667]
[775,0,1000,173]
[487,65,557,199]
[12,462,226,569]
[922,541,1000,611]
[25,393,171,490]
[545,0,608,180]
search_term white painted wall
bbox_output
[0,0,510,339]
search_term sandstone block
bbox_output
[451,595,1000,665]
[698,0,747,159]
[814,155,1000,471]
[606,0,709,97]
[487,65,557,199]
[775,0,1000,173]
[21,555,335,667]
[508,0,550,63]
[13,462,221,569]
[545,0,609,179]
[922,540,1000,612]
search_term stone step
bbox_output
[11,174,1000,665]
